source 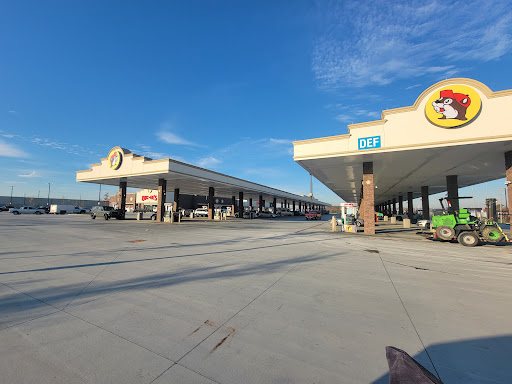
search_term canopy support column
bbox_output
[421,186,429,220]
[238,192,244,218]
[208,187,215,220]
[398,195,403,215]
[157,178,166,222]
[505,151,512,236]
[407,192,414,220]
[447,175,459,212]
[118,181,127,220]
[363,161,375,234]
[173,188,180,213]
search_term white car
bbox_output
[194,208,209,217]
[417,219,431,229]
[258,211,277,218]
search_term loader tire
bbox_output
[458,231,479,247]
[436,225,455,241]
[481,226,504,243]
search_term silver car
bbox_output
[417,219,431,229]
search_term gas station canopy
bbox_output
[293,78,512,205]
[76,149,327,206]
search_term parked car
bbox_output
[305,210,321,220]
[194,208,209,217]
[258,211,277,218]
[181,208,193,217]
[90,206,123,220]
[0,206,10,212]
[277,209,293,216]
[242,210,257,218]
[417,219,431,229]
[9,206,46,215]
[37,206,50,214]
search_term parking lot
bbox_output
[1,213,511,383]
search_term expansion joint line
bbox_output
[151,235,330,384]
[370,239,442,382]
[62,231,153,310]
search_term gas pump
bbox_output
[340,203,358,233]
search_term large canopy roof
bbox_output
[293,78,512,205]
[77,148,327,206]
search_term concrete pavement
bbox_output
[0,213,511,383]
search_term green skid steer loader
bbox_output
[431,198,509,247]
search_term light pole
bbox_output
[23,193,26,205]
[10,186,14,206]
[47,183,53,206]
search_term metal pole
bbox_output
[47,183,52,206]
[98,184,102,205]
[10,186,14,205]
[23,194,26,205]
[310,174,313,196]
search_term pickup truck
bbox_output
[10,206,46,215]
[305,210,321,220]
[90,206,123,220]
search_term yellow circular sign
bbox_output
[346,225,352,231]
[425,85,482,128]
[108,148,123,170]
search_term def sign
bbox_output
[358,136,381,150]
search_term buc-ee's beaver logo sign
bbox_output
[108,148,123,170]
[425,85,481,128]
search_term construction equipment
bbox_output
[431,197,509,246]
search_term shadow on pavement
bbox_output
[373,336,512,384]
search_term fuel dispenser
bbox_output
[340,203,358,233]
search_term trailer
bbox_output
[49,205,88,214]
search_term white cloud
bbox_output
[18,171,39,178]
[155,124,202,146]
[2,133,19,138]
[335,114,352,123]
[405,84,422,90]
[7,110,17,115]
[335,110,380,123]
[196,156,222,168]
[0,139,28,158]
[312,0,512,89]
[268,138,292,145]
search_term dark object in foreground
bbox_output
[386,346,443,384]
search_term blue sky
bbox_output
[1,0,512,207]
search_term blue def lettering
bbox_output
[358,136,381,150]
